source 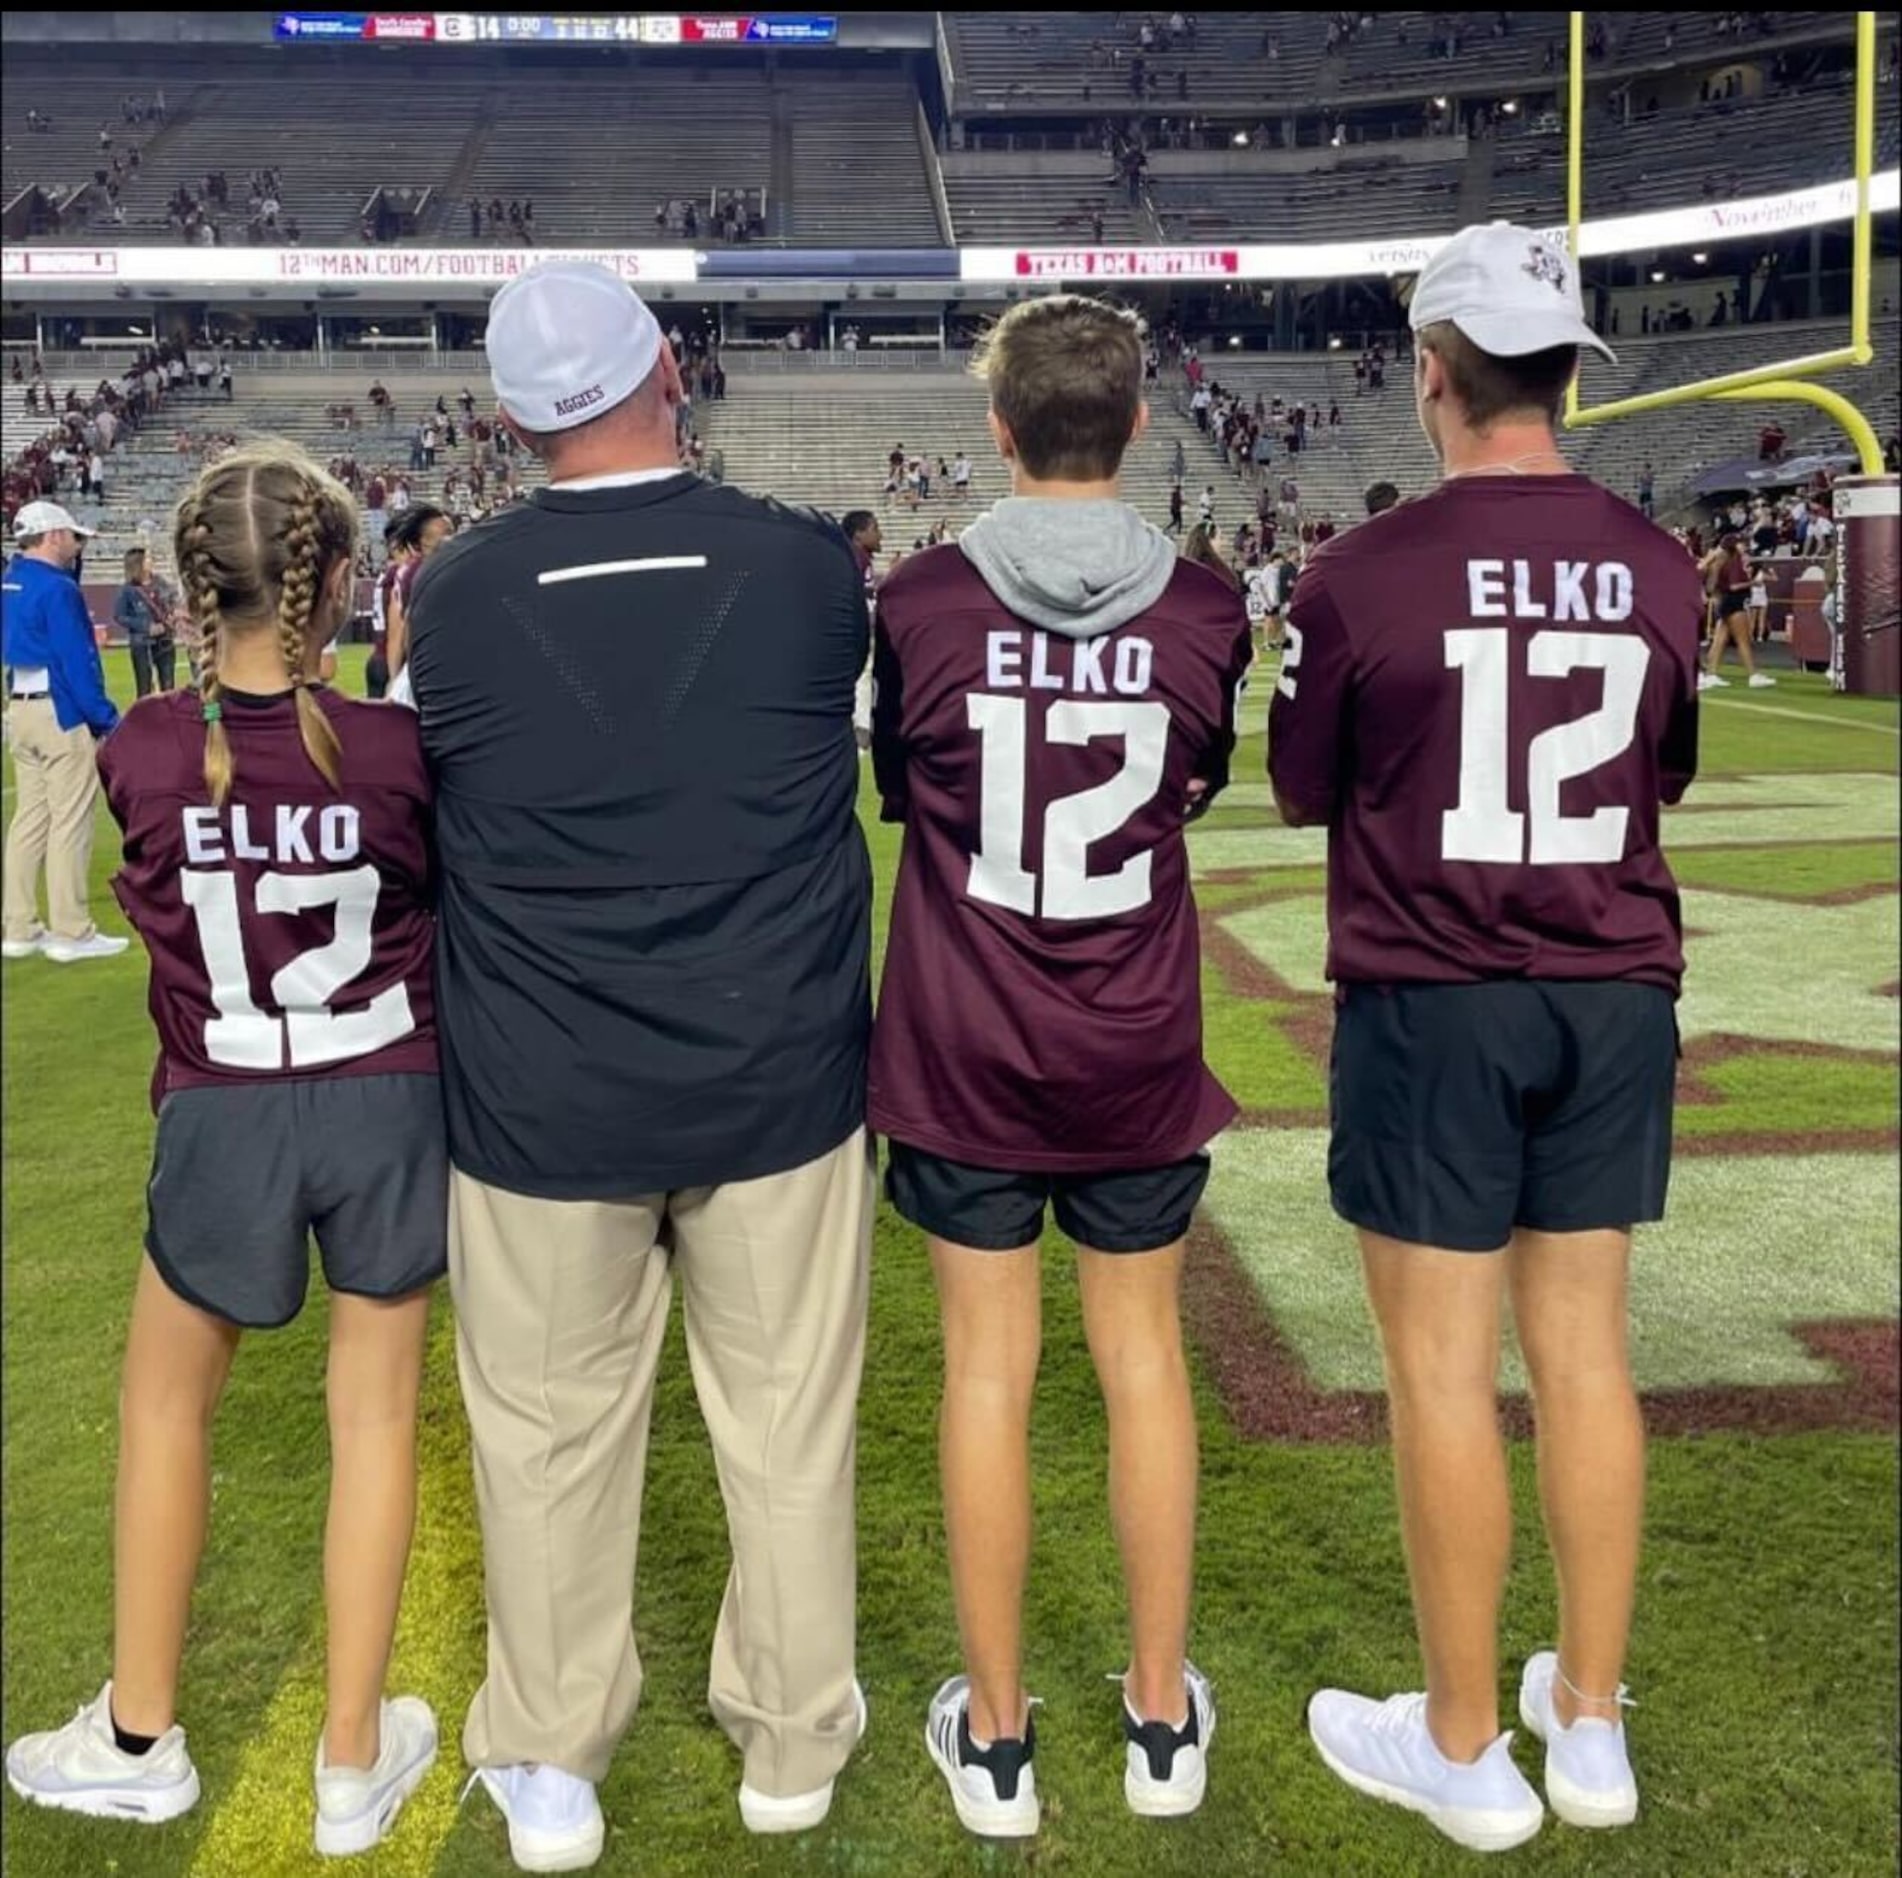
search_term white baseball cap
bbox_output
[12,499,96,539]
[485,260,665,434]
[1410,222,1615,363]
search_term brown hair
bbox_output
[1416,320,1578,431]
[1182,523,1240,591]
[970,294,1142,480]
[172,440,356,807]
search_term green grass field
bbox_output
[3,651,1897,1876]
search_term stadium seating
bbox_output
[782,76,944,245]
[10,312,1894,579]
[1491,71,1899,221]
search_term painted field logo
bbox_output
[1186,759,1901,1442]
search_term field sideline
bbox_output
[3,649,1897,1877]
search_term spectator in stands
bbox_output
[1638,461,1656,519]
[1167,482,1184,535]
[1364,481,1400,517]
[370,378,392,428]
[1758,420,1786,462]
[1197,485,1215,529]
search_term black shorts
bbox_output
[146,1072,447,1328]
[885,1142,1210,1255]
[1329,981,1677,1253]
[1717,586,1750,619]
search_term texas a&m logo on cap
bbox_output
[1522,242,1567,293]
[552,383,607,419]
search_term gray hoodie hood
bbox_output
[958,497,1178,640]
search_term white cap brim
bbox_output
[1447,308,1616,365]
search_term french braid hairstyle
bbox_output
[172,441,356,806]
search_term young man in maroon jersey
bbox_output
[871,295,1251,1837]
[6,445,444,1857]
[1272,224,1702,1852]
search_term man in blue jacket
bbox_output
[2,501,127,962]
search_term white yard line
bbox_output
[1703,697,1900,737]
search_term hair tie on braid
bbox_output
[201,701,222,724]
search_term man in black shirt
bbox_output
[408,261,873,1872]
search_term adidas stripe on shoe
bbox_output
[924,1675,1039,1839]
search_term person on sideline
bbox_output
[115,546,176,698]
[2,499,126,962]
[871,295,1251,1840]
[1271,224,1701,1853]
[406,261,873,1874]
[1699,531,1774,690]
[4,445,445,1858]
[380,503,452,709]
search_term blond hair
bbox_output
[970,295,1142,480]
[172,441,356,807]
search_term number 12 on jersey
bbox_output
[966,695,1171,920]
[1443,628,1651,866]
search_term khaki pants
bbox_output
[3,698,99,944]
[450,1128,874,1792]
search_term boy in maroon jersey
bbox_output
[5,445,444,1858]
[1272,224,1702,1852]
[871,295,1250,1837]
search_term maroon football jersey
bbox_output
[1269,476,1702,991]
[870,547,1250,1172]
[98,687,438,1109]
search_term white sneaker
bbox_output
[313,1695,438,1857]
[738,1679,867,1834]
[1518,1653,1639,1829]
[1747,672,1777,688]
[43,932,130,964]
[1122,1662,1216,1818]
[1307,1688,1543,1853]
[1696,672,1730,691]
[5,1682,200,1824]
[1,931,46,960]
[469,1763,605,1872]
[924,1675,1040,1839]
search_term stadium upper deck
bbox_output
[2,13,1891,250]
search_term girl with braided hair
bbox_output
[6,442,445,1859]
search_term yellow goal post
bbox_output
[1561,8,1884,475]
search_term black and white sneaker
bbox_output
[924,1675,1039,1839]
[1122,1663,1216,1818]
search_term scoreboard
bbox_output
[272,13,839,43]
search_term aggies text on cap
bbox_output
[485,260,666,434]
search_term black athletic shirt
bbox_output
[407,474,871,1199]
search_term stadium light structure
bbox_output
[1563,7,1885,475]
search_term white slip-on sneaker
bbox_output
[1307,1688,1544,1853]
[924,1675,1040,1839]
[1122,1662,1216,1819]
[313,1695,439,1857]
[5,1682,200,1825]
[1747,672,1778,688]
[738,1679,867,1834]
[1,930,46,960]
[43,932,130,964]
[1518,1652,1639,1829]
[1696,672,1730,691]
[468,1763,605,1873]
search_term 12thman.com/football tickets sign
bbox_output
[0,247,700,286]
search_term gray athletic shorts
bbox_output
[145,1073,447,1329]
